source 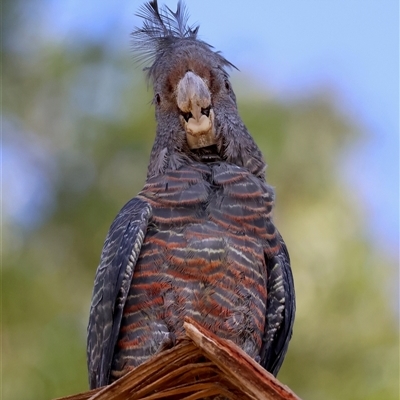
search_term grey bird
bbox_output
[87,0,295,389]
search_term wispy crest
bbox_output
[131,0,199,65]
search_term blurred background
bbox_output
[2,1,399,399]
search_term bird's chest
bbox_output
[137,163,271,272]
[131,163,271,342]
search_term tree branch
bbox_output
[55,319,301,400]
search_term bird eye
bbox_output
[201,106,211,117]
[181,111,193,122]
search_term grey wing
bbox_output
[260,232,296,376]
[87,197,151,389]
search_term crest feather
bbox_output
[132,0,199,65]
[132,1,237,82]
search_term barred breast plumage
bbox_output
[110,162,277,380]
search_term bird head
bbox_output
[132,1,266,178]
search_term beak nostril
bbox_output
[181,111,193,122]
[201,106,211,117]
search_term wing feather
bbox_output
[261,232,295,376]
[87,197,151,388]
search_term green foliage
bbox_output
[2,9,398,400]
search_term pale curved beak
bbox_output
[176,71,216,149]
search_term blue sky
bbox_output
[8,0,400,258]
